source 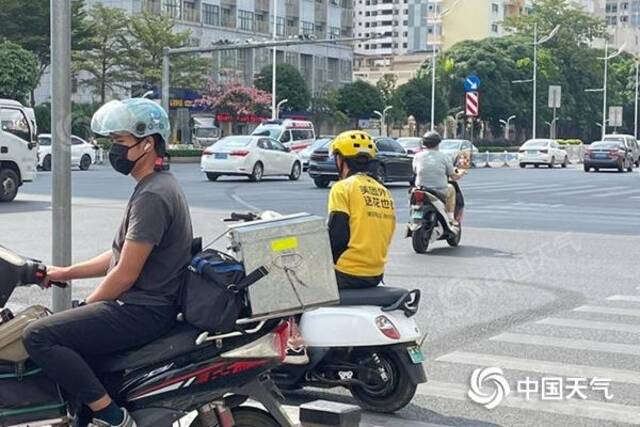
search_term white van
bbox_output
[0,99,38,202]
[252,119,316,152]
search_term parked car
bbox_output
[584,140,634,172]
[308,137,414,188]
[251,119,315,152]
[518,139,569,168]
[602,134,640,167]
[200,135,302,182]
[37,134,96,171]
[439,139,479,168]
[299,137,333,171]
[396,137,424,155]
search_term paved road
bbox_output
[3,163,640,426]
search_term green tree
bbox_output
[122,12,211,94]
[311,88,350,129]
[254,64,311,112]
[0,41,39,104]
[396,76,448,134]
[376,73,398,104]
[74,4,129,104]
[0,0,93,104]
[336,80,384,126]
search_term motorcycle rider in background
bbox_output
[327,130,396,289]
[22,99,193,427]
[412,131,464,224]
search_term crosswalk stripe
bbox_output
[593,188,640,197]
[536,318,640,333]
[416,381,640,424]
[550,186,600,196]
[607,295,640,303]
[475,184,556,193]
[489,332,640,356]
[436,351,640,384]
[511,184,567,194]
[575,305,640,318]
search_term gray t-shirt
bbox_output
[412,149,455,194]
[110,171,193,306]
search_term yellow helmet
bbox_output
[331,130,377,160]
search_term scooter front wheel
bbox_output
[446,226,462,247]
[350,351,417,413]
[411,226,431,254]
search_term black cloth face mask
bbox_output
[109,138,148,175]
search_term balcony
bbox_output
[142,0,162,15]
[182,5,200,23]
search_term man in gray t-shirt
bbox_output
[24,99,193,427]
[412,131,463,221]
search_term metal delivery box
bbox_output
[228,213,339,319]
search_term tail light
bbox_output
[539,149,549,154]
[273,321,291,362]
[220,321,290,361]
[311,153,329,161]
[411,190,426,205]
[230,150,249,157]
[203,149,213,156]
[375,315,400,340]
[609,149,620,158]
[519,149,525,153]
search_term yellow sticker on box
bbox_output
[271,237,299,252]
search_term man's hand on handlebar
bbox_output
[44,266,71,289]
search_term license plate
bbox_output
[527,150,537,155]
[215,153,227,159]
[595,153,608,159]
[407,346,424,364]
[412,211,423,220]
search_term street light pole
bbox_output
[455,111,464,138]
[374,106,393,137]
[271,0,278,119]
[533,23,538,139]
[499,115,516,140]
[276,98,288,120]
[598,41,625,139]
[634,59,639,139]
[51,0,72,312]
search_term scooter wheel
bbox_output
[192,407,279,427]
[411,227,431,254]
[350,351,417,413]
[446,227,462,247]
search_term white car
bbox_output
[37,134,96,171]
[200,135,302,182]
[518,139,569,168]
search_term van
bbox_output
[191,115,220,147]
[252,119,315,152]
[0,99,38,202]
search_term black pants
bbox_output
[335,270,382,289]
[23,301,176,404]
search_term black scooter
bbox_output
[0,245,294,427]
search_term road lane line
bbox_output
[436,351,640,384]
[416,381,640,424]
[536,318,640,333]
[607,295,640,303]
[593,189,640,197]
[575,305,640,318]
[489,332,640,356]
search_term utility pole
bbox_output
[271,0,278,119]
[51,0,72,311]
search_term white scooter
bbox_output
[226,212,427,414]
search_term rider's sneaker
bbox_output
[92,408,137,427]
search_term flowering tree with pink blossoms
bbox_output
[197,77,272,128]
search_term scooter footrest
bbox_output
[299,400,361,427]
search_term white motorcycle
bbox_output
[225,212,427,414]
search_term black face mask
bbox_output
[109,139,148,175]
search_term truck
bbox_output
[191,115,220,148]
[0,99,38,202]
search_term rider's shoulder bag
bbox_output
[178,249,268,333]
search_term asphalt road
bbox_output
[2,163,640,426]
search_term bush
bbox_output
[557,139,583,146]
[167,149,203,158]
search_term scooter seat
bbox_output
[91,323,205,373]
[339,286,410,307]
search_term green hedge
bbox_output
[167,149,203,158]
[476,146,520,152]
[557,139,583,146]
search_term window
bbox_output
[375,138,394,152]
[292,130,313,141]
[258,139,272,150]
[0,108,31,142]
[238,10,254,31]
[222,7,234,27]
[329,26,341,39]
[163,0,180,18]
[271,139,288,151]
[202,3,219,25]
[302,21,315,35]
[605,2,618,13]
[277,17,285,36]
[388,140,405,154]
[492,23,499,33]
[280,131,291,143]
[491,3,499,13]
[71,137,84,146]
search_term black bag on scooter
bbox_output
[179,249,269,333]
[0,363,66,426]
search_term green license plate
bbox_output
[412,211,423,220]
[407,346,424,364]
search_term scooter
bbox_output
[224,213,427,414]
[406,181,464,254]
[0,245,295,427]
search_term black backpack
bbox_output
[179,248,268,333]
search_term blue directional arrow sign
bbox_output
[464,75,481,92]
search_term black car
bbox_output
[308,137,414,188]
[584,140,635,172]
